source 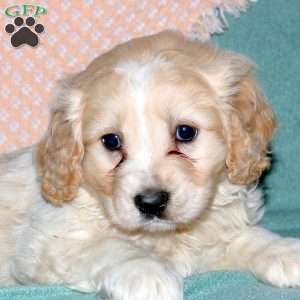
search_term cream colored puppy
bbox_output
[1,31,300,300]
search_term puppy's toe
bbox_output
[103,257,182,300]
[253,238,300,287]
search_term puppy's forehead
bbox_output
[114,56,168,86]
[113,57,215,110]
[83,56,219,141]
[84,57,170,124]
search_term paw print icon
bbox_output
[5,17,44,47]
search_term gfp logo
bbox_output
[4,4,47,48]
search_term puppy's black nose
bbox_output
[134,189,170,219]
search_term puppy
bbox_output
[1,31,300,300]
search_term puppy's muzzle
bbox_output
[134,189,170,219]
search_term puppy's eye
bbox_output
[101,133,121,151]
[175,125,198,142]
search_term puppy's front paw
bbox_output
[253,238,300,287]
[103,257,182,300]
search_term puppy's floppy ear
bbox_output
[201,50,276,184]
[225,73,276,185]
[37,78,84,205]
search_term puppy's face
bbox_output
[81,60,226,231]
[38,31,276,233]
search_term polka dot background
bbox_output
[0,0,241,153]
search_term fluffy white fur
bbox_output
[1,31,300,300]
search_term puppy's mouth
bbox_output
[142,217,177,232]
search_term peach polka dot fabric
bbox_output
[0,0,252,153]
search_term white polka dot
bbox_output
[0,110,9,121]
[83,0,94,7]
[1,87,10,98]
[9,121,20,133]
[0,133,7,145]
[93,6,104,17]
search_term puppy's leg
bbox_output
[224,226,300,287]
[66,238,182,300]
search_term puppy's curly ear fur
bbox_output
[37,79,84,205]
[200,49,277,185]
[225,75,276,185]
[211,52,277,185]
